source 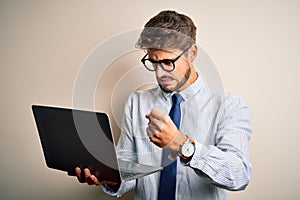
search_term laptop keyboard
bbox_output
[120,170,144,180]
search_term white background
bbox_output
[0,0,299,199]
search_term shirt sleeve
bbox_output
[101,180,135,198]
[101,94,137,197]
[189,95,252,191]
[116,94,138,162]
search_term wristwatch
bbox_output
[179,135,195,161]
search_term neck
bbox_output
[187,65,198,85]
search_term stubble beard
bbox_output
[158,66,191,93]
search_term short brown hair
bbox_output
[136,10,197,50]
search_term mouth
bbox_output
[158,76,175,85]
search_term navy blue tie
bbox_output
[157,93,183,200]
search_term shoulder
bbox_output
[214,91,251,125]
[224,92,249,112]
[208,88,249,110]
[127,86,160,102]
[206,89,250,122]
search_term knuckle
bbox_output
[147,127,153,136]
[160,122,166,130]
[150,109,155,115]
[163,115,170,122]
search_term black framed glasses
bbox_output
[141,47,190,72]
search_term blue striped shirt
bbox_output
[103,73,252,200]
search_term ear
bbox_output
[188,44,198,63]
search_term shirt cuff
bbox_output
[189,141,211,170]
[101,180,135,198]
[101,183,122,197]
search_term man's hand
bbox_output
[146,109,187,152]
[75,167,119,187]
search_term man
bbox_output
[75,10,252,200]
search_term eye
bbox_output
[162,60,173,67]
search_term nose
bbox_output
[155,63,167,77]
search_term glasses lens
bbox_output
[144,60,175,72]
[144,60,157,71]
[161,60,174,71]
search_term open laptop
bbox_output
[32,105,162,183]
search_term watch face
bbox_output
[181,141,195,157]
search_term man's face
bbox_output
[146,48,192,93]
